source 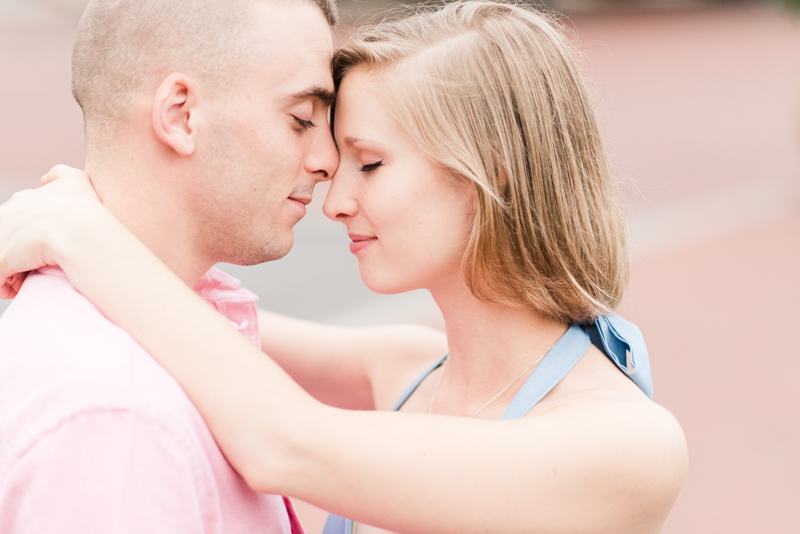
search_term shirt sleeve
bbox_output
[0,408,218,534]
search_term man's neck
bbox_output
[85,156,214,288]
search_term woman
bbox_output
[0,2,687,533]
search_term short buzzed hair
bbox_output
[73,0,337,136]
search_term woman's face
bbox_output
[322,67,476,295]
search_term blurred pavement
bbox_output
[1,2,799,533]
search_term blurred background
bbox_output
[1,0,799,531]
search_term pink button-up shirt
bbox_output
[0,266,303,534]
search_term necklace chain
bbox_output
[428,341,557,418]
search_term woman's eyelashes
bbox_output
[359,159,384,173]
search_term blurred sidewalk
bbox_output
[572,11,800,532]
[1,3,799,533]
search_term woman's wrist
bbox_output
[48,198,118,270]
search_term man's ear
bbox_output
[152,73,200,156]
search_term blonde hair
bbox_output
[332,1,627,324]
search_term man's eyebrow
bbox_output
[291,86,336,107]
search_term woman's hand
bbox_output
[0,165,105,298]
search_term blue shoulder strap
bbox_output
[391,354,449,411]
[321,514,346,534]
[502,314,653,419]
[501,324,590,419]
[585,314,653,398]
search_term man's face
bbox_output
[192,0,338,266]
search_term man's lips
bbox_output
[349,234,377,254]
[288,196,310,215]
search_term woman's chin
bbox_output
[358,267,420,296]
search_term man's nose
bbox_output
[307,128,339,182]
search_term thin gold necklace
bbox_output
[428,341,557,418]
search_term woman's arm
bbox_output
[257,310,447,411]
[0,169,687,533]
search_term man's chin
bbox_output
[224,234,294,266]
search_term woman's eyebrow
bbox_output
[291,86,336,107]
[344,137,389,150]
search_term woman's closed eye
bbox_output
[359,160,383,173]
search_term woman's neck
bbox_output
[429,278,568,416]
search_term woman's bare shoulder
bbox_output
[548,345,685,461]
[357,323,448,410]
[350,324,448,410]
[522,350,689,530]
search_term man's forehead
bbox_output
[244,1,334,100]
[248,0,333,54]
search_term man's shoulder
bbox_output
[0,268,204,452]
[0,272,287,532]
[0,267,123,341]
[0,267,144,372]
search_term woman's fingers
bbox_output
[12,272,28,294]
[0,168,96,292]
[0,273,28,300]
[6,189,33,204]
[41,164,81,185]
[0,172,87,300]
[0,283,14,300]
[0,166,103,300]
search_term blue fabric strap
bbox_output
[503,314,653,419]
[322,514,346,534]
[501,325,590,420]
[584,314,653,398]
[390,354,449,412]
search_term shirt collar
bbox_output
[194,267,261,348]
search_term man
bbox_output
[0,0,338,531]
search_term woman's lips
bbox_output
[349,234,377,254]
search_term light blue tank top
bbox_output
[322,314,652,534]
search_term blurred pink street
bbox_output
[1,2,799,532]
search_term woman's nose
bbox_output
[322,171,358,222]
